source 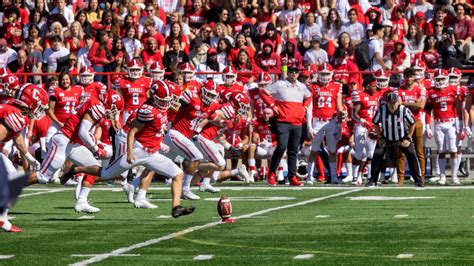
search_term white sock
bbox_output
[201,177,211,186]
[366,163,372,180]
[353,164,360,179]
[0,209,7,221]
[307,162,315,180]
[329,162,337,180]
[455,153,462,174]
[434,154,440,176]
[78,187,91,202]
[131,176,141,188]
[182,174,193,190]
[439,158,446,176]
[451,157,458,179]
[248,158,256,168]
[346,163,353,177]
[388,167,397,182]
[211,171,220,183]
[136,189,147,201]
[231,169,239,176]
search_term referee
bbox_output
[369,92,423,187]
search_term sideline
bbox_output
[70,189,362,266]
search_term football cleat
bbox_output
[451,177,460,186]
[248,170,257,183]
[75,200,100,213]
[199,184,221,193]
[0,221,22,233]
[437,175,447,185]
[134,199,158,209]
[121,182,135,203]
[341,175,353,183]
[238,165,251,183]
[289,176,302,186]
[181,189,201,200]
[267,173,277,186]
[222,218,236,223]
[172,205,196,218]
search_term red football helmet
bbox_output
[448,67,462,85]
[149,61,165,81]
[1,74,20,96]
[201,79,219,105]
[79,66,95,85]
[433,69,449,89]
[106,90,124,118]
[127,59,143,79]
[257,71,272,87]
[229,91,250,116]
[166,81,182,111]
[411,59,426,79]
[373,69,389,89]
[150,80,172,109]
[14,84,49,119]
[318,63,333,83]
[0,67,12,78]
[180,63,195,81]
[223,66,238,86]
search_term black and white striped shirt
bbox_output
[372,105,415,142]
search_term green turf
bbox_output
[2,185,474,265]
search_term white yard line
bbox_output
[19,189,66,198]
[71,254,140,257]
[0,255,15,260]
[70,189,361,266]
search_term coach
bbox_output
[260,67,312,186]
[369,92,423,187]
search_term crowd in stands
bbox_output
[0,0,473,85]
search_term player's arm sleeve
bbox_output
[2,112,25,135]
[79,118,99,152]
[136,107,154,123]
[179,89,193,107]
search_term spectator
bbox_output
[216,7,232,33]
[368,23,388,71]
[11,0,28,24]
[92,10,117,36]
[380,0,396,20]
[77,34,94,69]
[298,12,323,52]
[8,49,28,81]
[255,39,281,73]
[23,10,48,40]
[120,15,137,38]
[210,22,233,48]
[438,26,463,68]
[57,53,78,76]
[424,7,450,36]
[342,8,366,45]
[230,33,256,63]
[163,38,189,71]
[75,10,93,36]
[42,35,69,73]
[364,7,382,25]
[189,37,209,67]
[230,7,254,34]
[254,0,276,36]
[65,21,84,54]
[50,0,74,25]
[390,5,408,40]
[111,35,129,63]
[184,0,207,33]
[277,0,302,37]
[123,26,143,61]
[259,23,282,55]
[236,0,257,18]
[403,23,425,59]
[233,48,262,84]
[281,38,303,70]
[3,7,23,51]
[34,0,50,19]
[110,51,126,82]
[387,40,410,71]
[44,22,64,49]
[87,30,113,82]
[164,11,191,37]
[140,18,166,56]
[216,37,231,67]
[332,47,359,85]
[322,8,343,55]
[337,32,356,62]
[421,35,440,69]
[303,35,328,66]
[166,22,189,54]
[410,11,427,30]
[409,0,434,21]
[195,47,225,83]
[259,67,312,186]
[86,0,103,24]
[453,3,474,63]
[24,37,43,83]
[138,4,165,39]
[197,24,213,45]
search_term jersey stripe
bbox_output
[90,104,106,121]
[5,112,24,133]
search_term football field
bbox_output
[2,183,474,265]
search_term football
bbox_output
[217,195,233,220]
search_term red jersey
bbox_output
[135,102,167,151]
[310,82,342,120]
[218,83,245,102]
[253,118,275,144]
[83,82,106,103]
[427,85,458,120]
[225,116,248,146]
[200,104,236,141]
[398,85,426,120]
[122,112,136,134]
[182,80,202,93]
[99,119,113,145]
[172,88,219,138]
[352,90,379,125]
[376,87,397,106]
[248,87,267,119]
[0,104,25,146]
[61,98,105,143]
[49,85,83,123]
[115,76,151,112]
[32,115,52,140]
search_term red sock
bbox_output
[249,166,256,171]
[336,153,343,176]
[316,154,325,178]
[84,175,96,186]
